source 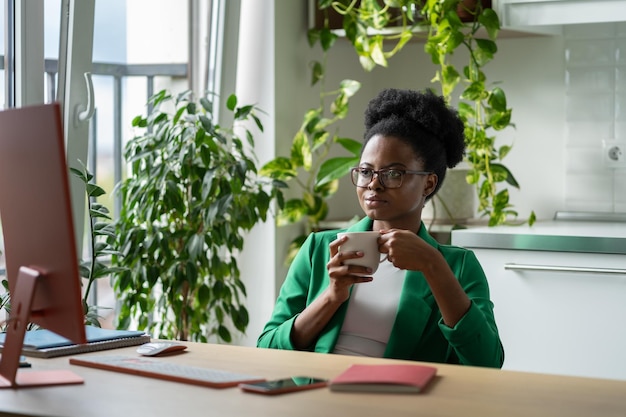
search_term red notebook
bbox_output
[329,363,437,393]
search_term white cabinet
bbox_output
[496,0,626,27]
[471,248,626,380]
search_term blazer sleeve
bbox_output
[438,248,505,368]
[257,233,318,350]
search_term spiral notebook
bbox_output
[0,325,151,359]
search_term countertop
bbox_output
[451,220,626,254]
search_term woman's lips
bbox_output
[364,195,386,208]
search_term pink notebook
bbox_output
[329,363,437,393]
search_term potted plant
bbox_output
[312,0,536,226]
[111,90,282,342]
[70,164,125,327]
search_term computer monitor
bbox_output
[0,102,87,388]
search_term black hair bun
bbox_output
[364,88,465,168]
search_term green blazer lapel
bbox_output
[384,270,433,359]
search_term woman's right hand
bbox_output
[291,234,374,350]
[326,235,374,303]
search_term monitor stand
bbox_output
[0,266,84,388]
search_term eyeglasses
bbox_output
[350,167,432,189]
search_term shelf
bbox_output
[308,0,561,40]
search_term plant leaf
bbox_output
[317,156,359,186]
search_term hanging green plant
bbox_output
[314,0,535,226]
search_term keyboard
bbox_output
[69,354,265,388]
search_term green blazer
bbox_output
[257,217,504,368]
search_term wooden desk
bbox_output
[1,342,625,417]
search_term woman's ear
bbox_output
[424,173,438,197]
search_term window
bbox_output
[1,0,227,327]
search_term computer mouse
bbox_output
[136,341,188,357]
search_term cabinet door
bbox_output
[498,0,625,26]
[472,249,626,380]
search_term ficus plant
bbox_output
[112,90,282,342]
[315,0,535,226]
[260,23,362,265]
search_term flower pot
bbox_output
[310,0,492,30]
[457,0,492,23]
[310,0,408,30]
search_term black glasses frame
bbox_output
[350,167,433,189]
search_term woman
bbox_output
[257,88,504,368]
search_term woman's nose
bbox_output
[367,172,384,190]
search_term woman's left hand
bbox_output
[379,228,471,327]
[378,229,437,271]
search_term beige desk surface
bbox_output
[1,342,625,417]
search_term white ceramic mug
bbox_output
[337,231,387,273]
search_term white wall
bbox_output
[563,23,626,213]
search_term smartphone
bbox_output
[239,376,328,395]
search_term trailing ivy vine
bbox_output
[315,0,535,226]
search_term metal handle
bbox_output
[504,263,626,275]
[74,72,95,126]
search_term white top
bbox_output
[333,258,406,357]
